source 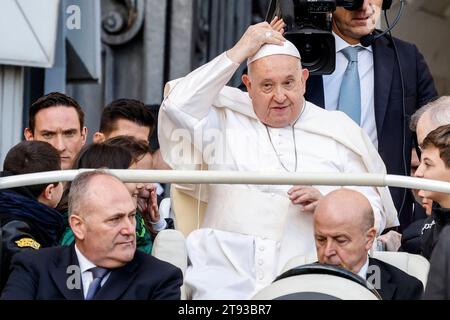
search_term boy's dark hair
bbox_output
[100,99,155,139]
[103,135,150,164]
[29,92,85,133]
[3,141,61,198]
[421,124,450,168]
[74,143,134,170]
[58,142,135,214]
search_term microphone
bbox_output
[360,0,405,47]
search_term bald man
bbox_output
[1,171,182,300]
[314,189,423,300]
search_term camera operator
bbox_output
[305,0,438,232]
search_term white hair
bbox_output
[410,96,450,132]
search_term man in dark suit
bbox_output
[305,0,438,231]
[314,188,423,300]
[1,170,182,300]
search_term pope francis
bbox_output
[158,18,399,299]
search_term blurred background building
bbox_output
[0,0,449,164]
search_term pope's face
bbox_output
[243,55,309,128]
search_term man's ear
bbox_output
[93,132,105,144]
[365,227,377,251]
[70,214,86,241]
[40,184,53,201]
[81,127,88,146]
[37,184,56,207]
[242,74,253,98]
[24,128,34,141]
[302,68,310,83]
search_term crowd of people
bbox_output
[0,0,449,300]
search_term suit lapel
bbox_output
[369,258,396,300]
[305,74,325,108]
[49,245,84,300]
[94,255,140,300]
[373,36,395,137]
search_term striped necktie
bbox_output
[85,267,109,300]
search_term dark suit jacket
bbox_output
[424,225,450,299]
[305,33,438,230]
[369,257,423,300]
[0,245,183,300]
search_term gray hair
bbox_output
[410,96,450,132]
[68,170,118,217]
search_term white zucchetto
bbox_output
[247,40,301,66]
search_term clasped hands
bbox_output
[136,183,161,229]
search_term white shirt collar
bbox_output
[356,256,370,279]
[75,244,97,274]
[333,31,373,53]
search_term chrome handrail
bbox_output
[1,170,450,193]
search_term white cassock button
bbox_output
[258,259,264,266]
[258,273,264,280]
[259,246,265,251]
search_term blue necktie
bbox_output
[85,267,109,300]
[338,46,362,125]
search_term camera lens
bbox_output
[299,37,323,68]
[285,32,335,75]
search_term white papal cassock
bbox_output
[158,52,399,299]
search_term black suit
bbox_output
[368,257,423,300]
[424,225,450,299]
[0,245,183,300]
[306,33,438,230]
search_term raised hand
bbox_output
[227,17,286,64]
[270,16,285,34]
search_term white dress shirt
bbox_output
[323,32,378,149]
[74,245,111,299]
[357,256,370,280]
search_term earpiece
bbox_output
[382,0,393,10]
[360,0,405,47]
